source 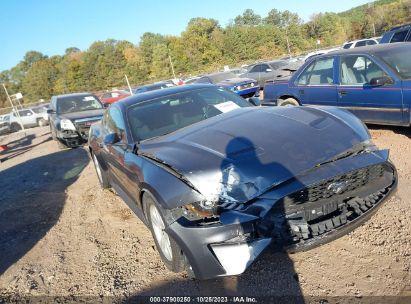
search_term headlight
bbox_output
[60,119,76,131]
[183,200,218,219]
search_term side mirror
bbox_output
[266,68,272,72]
[369,76,393,87]
[47,109,55,114]
[103,103,110,108]
[104,133,121,145]
[248,97,261,107]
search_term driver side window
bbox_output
[340,55,387,85]
[249,65,262,73]
[104,107,125,140]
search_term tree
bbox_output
[22,59,59,102]
[234,9,262,26]
[65,47,81,55]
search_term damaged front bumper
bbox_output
[166,149,397,280]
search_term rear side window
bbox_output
[18,110,32,117]
[355,41,367,47]
[297,57,334,85]
[390,30,408,43]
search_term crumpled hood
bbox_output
[60,109,105,121]
[218,77,257,87]
[138,106,369,204]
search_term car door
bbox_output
[258,63,274,85]
[101,107,128,186]
[294,56,338,106]
[101,106,143,209]
[246,64,264,87]
[337,54,403,124]
[18,110,36,127]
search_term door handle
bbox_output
[299,89,304,95]
[338,90,347,96]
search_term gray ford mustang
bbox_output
[88,84,397,279]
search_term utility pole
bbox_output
[2,83,25,131]
[125,74,133,95]
[285,28,292,58]
[168,54,176,79]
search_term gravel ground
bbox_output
[0,125,410,302]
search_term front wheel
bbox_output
[278,97,299,107]
[92,152,110,188]
[10,123,21,132]
[143,193,187,273]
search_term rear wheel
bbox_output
[38,118,47,127]
[278,97,299,107]
[92,152,110,188]
[143,193,186,273]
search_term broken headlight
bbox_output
[183,200,219,220]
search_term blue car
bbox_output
[192,71,259,98]
[263,43,411,126]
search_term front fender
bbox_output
[127,153,205,210]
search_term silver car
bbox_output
[9,107,49,132]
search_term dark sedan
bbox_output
[192,72,259,98]
[88,84,397,279]
[48,93,105,148]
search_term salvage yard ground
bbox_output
[0,125,410,300]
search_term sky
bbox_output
[0,0,372,71]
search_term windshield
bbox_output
[56,95,103,114]
[127,87,251,141]
[32,106,46,114]
[378,47,411,79]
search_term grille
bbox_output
[286,164,385,204]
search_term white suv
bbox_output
[342,38,379,49]
[9,107,49,132]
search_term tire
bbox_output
[143,193,186,273]
[278,97,299,107]
[92,152,110,189]
[51,125,57,140]
[10,123,21,132]
[38,118,47,127]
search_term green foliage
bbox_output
[0,0,409,108]
[234,9,262,26]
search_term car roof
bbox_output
[53,92,94,99]
[118,84,216,110]
[344,38,376,44]
[389,23,411,31]
[323,42,409,57]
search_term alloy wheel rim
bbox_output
[149,204,173,261]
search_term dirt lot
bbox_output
[0,125,410,302]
